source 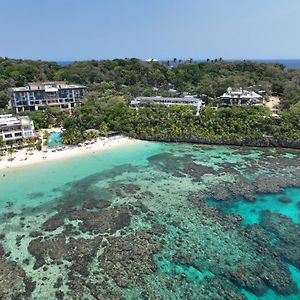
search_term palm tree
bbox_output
[99,122,108,137]
[0,148,4,160]
[26,137,36,151]
[0,137,4,149]
[7,147,14,160]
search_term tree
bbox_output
[43,131,50,147]
[99,122,108,137]
[26,137,36,151]
[0,136,4,149]
[7,147,14,159]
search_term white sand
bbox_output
[0,136,139,171]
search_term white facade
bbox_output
[0,114,35,143]
[131,96,204,115]
[219,87,263,107]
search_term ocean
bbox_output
[0,141,300,299]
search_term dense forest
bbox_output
[1,57,300,109]
[1,57,300,146]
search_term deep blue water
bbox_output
[252,59,300,68]
[56,61,74,66]
[169,59,300,69]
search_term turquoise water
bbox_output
[48,132,63,147]
[208,188,300,224]
[0,141,300,299]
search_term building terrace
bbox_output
[0,114,35,144]
[218,87,263,107]
[130,95,205,115]
[9,81,86,113]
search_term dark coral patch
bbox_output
[68,205,131,234]
[28,234,101,276]
[41,213,65,231]
[0,257,35,298]
[82,198,111,210]
[99,226,166,288]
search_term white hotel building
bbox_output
[130,96,205,115]
[219,87,263,107]
[0,114,35,144]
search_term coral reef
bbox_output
[1,143,300,299]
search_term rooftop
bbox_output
[0,114,20,127]
[10,81,86,92]
[135,96,203,102]
[220,87,262,99]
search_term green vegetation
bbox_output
[2,57,300,109]
[59,101,300,145]
[1,58,300,146]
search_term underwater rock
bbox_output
[260,211,300,270]
[182,161,217,180]
[202,276,247,300]
[68,205,131,234]
[278,197,292,204]
[53,276,63,289]
[55,290,64,300]
[41,213,65,231]
[29,230,43,238]
[228,267,268,296]
[99,226,166,288]
[0,257,34,299]
[16,235,24,247]
[140,191,155,198]
[2,211,17,220]
[110,183,141,198]
[0,244,5,257]
[28,234,101,276]
[82,198,111,210]
[24,277,37,298]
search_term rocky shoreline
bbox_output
[133,135,300,150]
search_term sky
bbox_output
[0,0,300,61]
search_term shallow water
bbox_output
[0,141,300,299]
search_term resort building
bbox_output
[130,95,205,115]
[8,81,86,113]
[0,114,35,144]
[218,87,263,107]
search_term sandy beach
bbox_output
[0,136,139,171]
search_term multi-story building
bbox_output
[9,81,86,113]
[0,114,35,144]
[130,95,205,115]
[219,87,263,107]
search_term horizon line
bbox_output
[1,56,300,62]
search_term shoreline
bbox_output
[0,136,140,171]
[132,135,300,150]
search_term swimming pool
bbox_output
[48,132,63,148]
